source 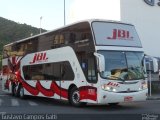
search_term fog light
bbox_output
[103,95,106,99]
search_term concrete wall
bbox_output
[120,0,160,57]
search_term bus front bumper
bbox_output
[97,89,148,104]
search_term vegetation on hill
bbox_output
[0,17,47,68]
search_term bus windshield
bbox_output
[98,51,145,81]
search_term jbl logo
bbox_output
[107,82,119,87]
[107,29,133,40]
[30,52,48,64]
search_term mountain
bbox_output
[0,17,47,69]
[0,17,47,53]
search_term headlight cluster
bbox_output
[101,84,117,92]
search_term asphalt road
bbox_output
[0,81,160,120]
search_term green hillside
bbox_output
[0,17,47,68]
[0,17,47,52]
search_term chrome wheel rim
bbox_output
[72,90,80,104]
[20,87,24,97]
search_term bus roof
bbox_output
[4,19,133,47]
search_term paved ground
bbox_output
[0,80,160,120]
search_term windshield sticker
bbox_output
[107,29,133,40]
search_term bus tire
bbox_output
[12,84,16,96]
[69,87,86,107]
[19,85,25,99]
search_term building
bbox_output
[121,0,160,57]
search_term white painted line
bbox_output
[11,99,20,106]
[28,101,38,106]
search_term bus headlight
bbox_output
[101,85,117,92]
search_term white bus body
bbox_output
[2,19,148,106]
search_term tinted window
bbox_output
[23,61,74,80]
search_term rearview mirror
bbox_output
[145,56,159,73]
[94,52,105,72]
[152,57,158,73]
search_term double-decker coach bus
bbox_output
[2,19,149,106]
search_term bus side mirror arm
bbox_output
[94,52,105,72]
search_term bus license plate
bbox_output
[124,96,133,102]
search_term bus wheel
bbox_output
[69,87,86,107]
[19,86,25,99]
[12,84,16,96]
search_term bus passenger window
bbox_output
[69,33,76,43]
[60,34,65,44]
[54,35,59,45]
[81,33,87,40]
[52,63,61,80]
[61,62,74,80]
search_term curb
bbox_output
[147,97,160,100]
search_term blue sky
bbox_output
[0,0,120,30]
[0,0,74,30]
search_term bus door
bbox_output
[86,54,97,84]
[77,52,97,84]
